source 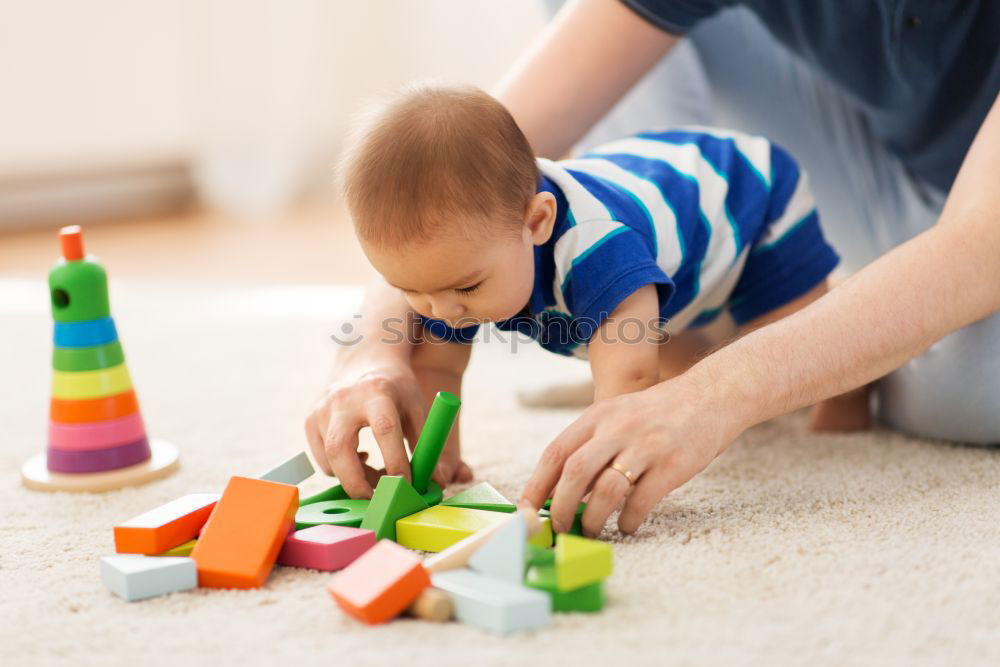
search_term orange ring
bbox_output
[50,390,139,424]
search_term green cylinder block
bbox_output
[52,340,124,372]
[410,391,461,494]
[49,258,110,323]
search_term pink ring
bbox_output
[47,413,146,451]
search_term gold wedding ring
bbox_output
[609,462,638,486]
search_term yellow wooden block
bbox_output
[396,506,509,552]
[529,517,554,549]
[155,539,197,557]
[52,364,132,400]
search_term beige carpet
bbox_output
[2,278,999,667]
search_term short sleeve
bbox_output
[618,0,728,35]
[419,316,480,344]
[558,223,675,329]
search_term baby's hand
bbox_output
[432,441,474,488]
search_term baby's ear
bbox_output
[525,192,557,245]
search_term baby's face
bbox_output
[363,225,537,329]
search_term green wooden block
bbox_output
[299,480,442,507]
[52,340,124,372]
[540,500,586,535]
[441,482,516,513]
[410,391,461,494]
[525,564,604,612]
[554,534,612,591]
[49,258,110,323]
[295,498,370,530]
[527,544,555,567]
[360,475,429,541]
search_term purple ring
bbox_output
[47,437,151,473]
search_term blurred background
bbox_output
[0,0,547,284]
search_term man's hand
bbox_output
[521,365,746,538]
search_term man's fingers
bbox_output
[520,410,597,509]
[324,426,373,498]
[548,434,621,533]
[618,463,685,534]
[365,395,411,482]
[579,453,644,538]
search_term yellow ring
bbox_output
[51,364,133,400]
[609,462,638,486]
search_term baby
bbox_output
[338,83,868,479]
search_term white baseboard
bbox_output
[0,160,195,229]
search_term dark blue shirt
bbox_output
[620,0,1000,192]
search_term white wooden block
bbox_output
[259,451,314,485]
[468,512,526,584]
[100,555,197,602]
[431,569,551,634]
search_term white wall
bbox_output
[0,0,547,219]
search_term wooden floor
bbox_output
[0,198,375,285]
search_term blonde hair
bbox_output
[338,82,539,248]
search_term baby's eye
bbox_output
[455,282,482,295]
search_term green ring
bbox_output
[52,341,124,372]
[300,480,442,508]
[295,499,371,530]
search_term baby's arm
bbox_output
[411,333,474,486]
[588,284,663,401]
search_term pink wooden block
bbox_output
[277,525,375,571]
[47,413,147,450]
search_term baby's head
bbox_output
[339,83,556,328]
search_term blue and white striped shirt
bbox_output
[423,127,839,358]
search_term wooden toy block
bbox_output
[277,525,375,571]
[48,413,146,451]
[52,340,124,372]
[396,506,510,553]
[406,587,453,622]
[431,569,551,634]
[423,509,541,573]
[51,363,132,401]
[530,518,554,548]
[300,479,442,508]
[191,476,298,589]
[441,482,516,513]
[540,500,586,535]
[554,534,612,591]
[295,498,369,530]
[156,539,197,557]
[114,493,219,554]
[326,540,430,624]
[259,451,314,485]
[525,564,604,613]
[409,391,461,494]
[468,512,527,584]
[49,389,139,424]
[53,317,117,348]
[100,555,196,602]
[360,475,429,541]
[47,436,151,473]
[49,226,111,323]
[527,544,555,567]
[21,438,178,493]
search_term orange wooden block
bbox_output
[191,476,298,589]
[326,540,430,624]
[114,493,219,555]
[50,390,139,424]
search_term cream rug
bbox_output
[2,279,998,667]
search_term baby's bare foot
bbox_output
[809,387,872,432]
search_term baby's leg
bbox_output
[736,279,872,431]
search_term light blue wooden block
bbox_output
[259,451,314,485]
[431,569,551,634]
[100,555,196,602]
[468,513,526,584]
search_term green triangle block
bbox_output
[441,482,516,513]
[360,475,429,541]
[554,533,612,591]
[525,564,604,612]
[527,544,555,567]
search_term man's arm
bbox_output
[494,0,679,158]
[588,285,662,401]
[524,92,1000,536]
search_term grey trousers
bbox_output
[544,2,999,442]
